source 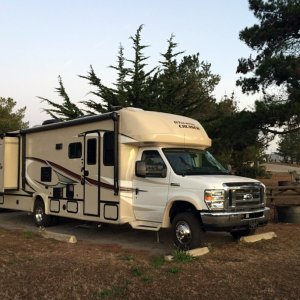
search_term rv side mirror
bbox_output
[135,161,146,177]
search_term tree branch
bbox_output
[258,126,300,135]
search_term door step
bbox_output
[130,221,161,231]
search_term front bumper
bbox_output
[200,207,270,231]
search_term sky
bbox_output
[1,0,272,145]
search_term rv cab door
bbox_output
[133,149,170,222]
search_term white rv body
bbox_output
[0,108,269,248]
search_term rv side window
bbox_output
[68,142,82,159]
[103,132,114,166]
[141,151,167,178]
[87,138,97,165]
[41,167,52,182]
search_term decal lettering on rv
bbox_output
[173,121,200,130]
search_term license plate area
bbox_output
[249,219,259,229]
[244,212,264,219]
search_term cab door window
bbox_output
[141,150,167,178]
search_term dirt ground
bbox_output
[0,222,299,300]
[1,171,299,299]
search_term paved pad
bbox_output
[0,210,235,254]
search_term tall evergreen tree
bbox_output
[155,35,220,118]
[109,44,130,107]
[278,130,300,163]
[125,24,157,108]
[38,76,83,120]
[237,0,300,132]
[0,97,28,133]
[80,25,157,113]
[80,66,117,114]
[204,93,266,174]
[43,26,221,119]
[80,26,220,117]
[39,26,266,177]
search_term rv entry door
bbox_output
[83,133,100,216]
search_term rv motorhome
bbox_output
[0,108,270,249]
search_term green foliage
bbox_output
[156,38,220,118]
[166,267,180,274]
[80,65,120,114]
[237,0,300,131]
[80,26,220,117]
[171,250,195,263]
[125,24,158,109]
[141,275,153,284]
[80,25,157,113]
[150,255,165,268]
[38,76,84,120]
[118,254,134,261]
[23,230,33,239]
[277,130,300,163]
[235,164,267,179]
[0,97,29,134]
[204,93,239,166]
[204,94,267,173]
[39,26,265,172]
[95,281,131,299]
[131,265,143,276]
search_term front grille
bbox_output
[224,182,264,211]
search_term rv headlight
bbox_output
[261,185,267,206]
[204,189,225,210]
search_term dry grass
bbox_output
[0,222,300,299]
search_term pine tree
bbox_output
[109,44,130,108]
[278,130,300,163]
[0,97,28,133]
[80,25,157,113]
[156,35,220,118]
[237,0,300,132]
[38,76,84,120]
[79,65,117,114]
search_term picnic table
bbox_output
[267,184,300,202]
[266,184,300,223]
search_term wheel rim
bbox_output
[35,207,43,223]
[175,221,192,245]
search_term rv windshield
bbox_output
[163,148,228,176]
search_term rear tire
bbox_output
[172,212,203,250]
[231,228,256,240]
[33,200,52,227]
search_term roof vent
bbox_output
[42,119,63,125]
[125,107,144,111]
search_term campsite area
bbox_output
[1,167,300,299]
[0,222,299,299]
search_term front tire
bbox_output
[33,200,52,227]
[172,212,203,250]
